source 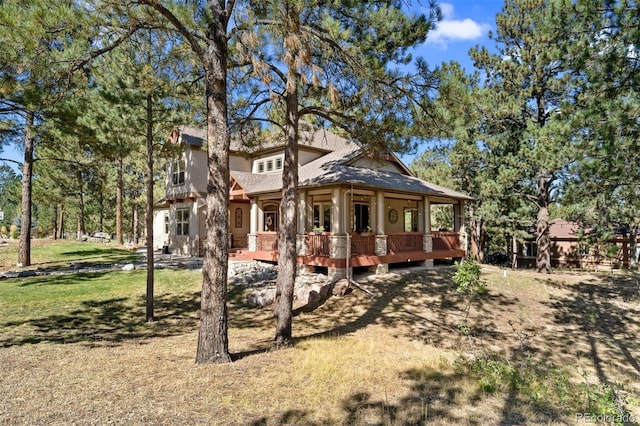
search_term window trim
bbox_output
[253,154,284,174]
[176,208,190,236]
[171,159,185,186]
[313,202,332,232]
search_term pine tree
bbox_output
[469,0,577,273]
[230,0,439,342]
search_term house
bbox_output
[154,125,471,279]
[515,219,640,269]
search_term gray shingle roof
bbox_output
[234,145,471,200]
[175,126,353,154]
[175,125,471,201]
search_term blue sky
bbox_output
[1,1,505,171]
[413,0,503,72]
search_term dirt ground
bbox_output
[0,264,639,425]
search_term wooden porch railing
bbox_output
[350,233,376,256]
[306,233,331,257]
[387,232,423,254]
[253,231,463,258]
[257,232,278,251]
[432,231,461,251]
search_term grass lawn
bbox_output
[0,241,639,425]
[0,238,139,272]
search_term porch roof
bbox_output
[232,146,472,201]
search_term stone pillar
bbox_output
[296,234,308,256]
[375,234,388,256]
[248,234,257,252]
[329,234,349,280]
[422,233,434,268]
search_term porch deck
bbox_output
[228,231,465,267]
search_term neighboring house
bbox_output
[154,125,471,279]
[516,219,640,269]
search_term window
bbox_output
[579,243,590,256]
[404,208,419,232]
[164,213,169,234]
[171,159,185,185]
[176,209,190,236]
[313,202,332,232]
[254,154,284,174]
[263,204,278,231]
[234,208,242,228]
[523,242,537,258]
[353,203,370,232]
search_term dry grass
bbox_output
[1,262,639,425]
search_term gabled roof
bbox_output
[233,144,471,201]
[172,124,471,201]
[171,125,353,155]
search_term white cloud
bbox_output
[426,2,490,48]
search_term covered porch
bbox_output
[239,185,468,278]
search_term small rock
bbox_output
[247,288,276,307]
[316,273,327,283]
[332,279,350,296]
[121,264,135,271]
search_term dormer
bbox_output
[252,153,284,174]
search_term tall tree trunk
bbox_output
[469,201,486,263]
[98,180,104,232]
[132,204,139,244]
[52,205,58,240]
[116,157,124,244]
[536,172,552,273]
[18,112,34,267]
[77,170,85,239]
[58,204,65,239]
[195,0,232,364]
[274,76,299,344]
[145,93,155,323]
[511,234,518,269]
[629,227,638,270]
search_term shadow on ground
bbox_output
[0,290,201,347]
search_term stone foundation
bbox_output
[369,263,388,274]
[296,234,308,256]
[248,234,257,252]
[329,235,348,259]
[375,235,388,256]
[328,266,349,280]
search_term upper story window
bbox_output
[171,159,185,185]
[253,154,284,174]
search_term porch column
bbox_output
[329,188,348,280]
[453,202,462,232]
[373,191,388,274]
[422,196,433,268]
[297,190,308,256]
[423,197,431,234]
[375,191,385,235]
[248,199,259,252]
[457,201,467,255]
[332,188,343,234]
